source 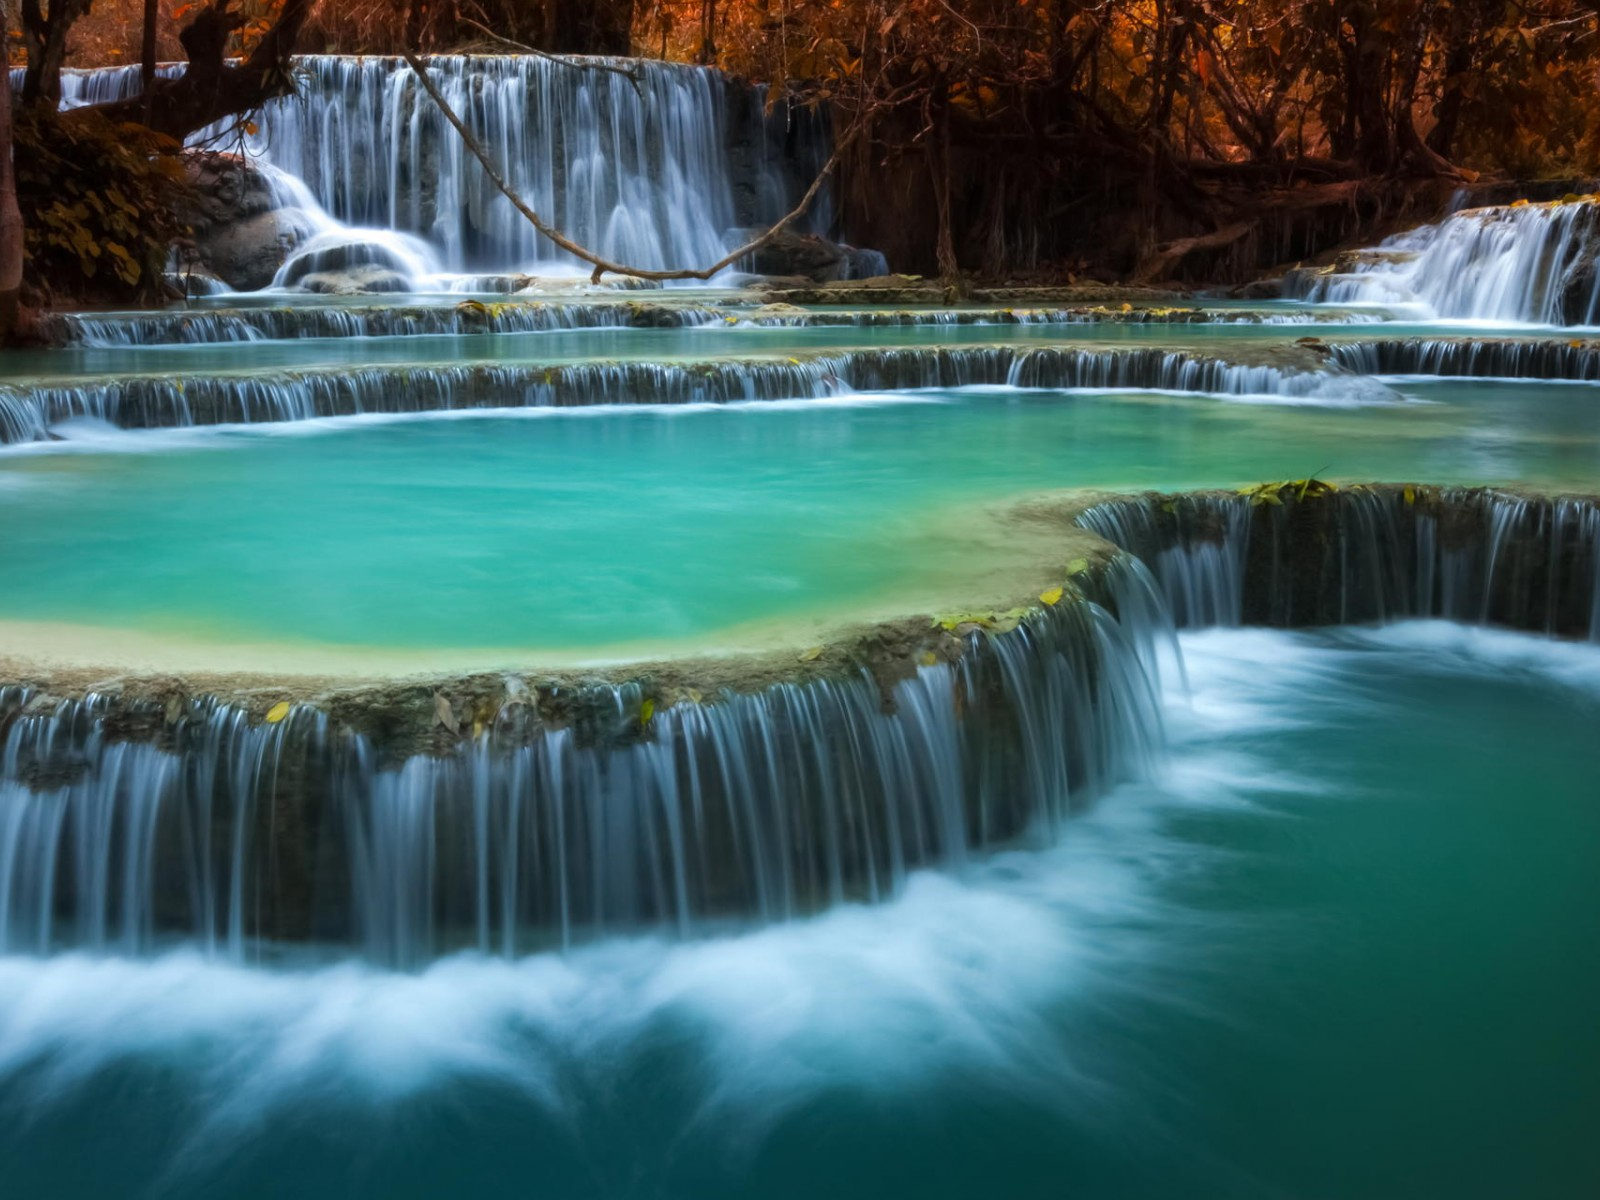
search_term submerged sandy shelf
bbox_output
[0,491,1117,704]
[2,483,1597,742]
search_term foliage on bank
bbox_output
[14,108,191,306]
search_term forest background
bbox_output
[5,0,1600,324]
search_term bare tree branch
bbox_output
[401,50,857,284]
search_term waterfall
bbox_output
[0,579,1167,965]
[1078,487,1600,638]
[1328,337,1600,380]
[0,346,1384,443]
[39,301,1376,349]
[1287,201,1600,324]
[43,56,830,282]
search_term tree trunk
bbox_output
[929,88,959,285]
[141,0,160,123]
[88,0,317,141]
[0,6,25,343]
[21,0,96,108]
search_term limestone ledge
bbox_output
[3,482,1597,766]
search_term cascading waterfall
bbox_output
[0,346,1383,444]
[6,486,1593,967]
[1078,487,1600,638]
[0,573,1168,965]
[1287,200,1600,323]
[38,302,1376,349]
[1327,337,1600,380]
[44,56,831,283]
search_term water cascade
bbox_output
[1327,337,1600,380]
[0,573,1170,965]
[1286,200,1600,323]
[0,345,1376,444]
[1078,486,1600,637]
[6,45,1600,1200]
[45,57,832,284]
[38,301,1376,349]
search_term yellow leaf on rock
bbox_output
[1066,557,1090,576]
[265,701,291,724]
[640,699,655,724]
[1403,485,1417,505]
[434,693,460,735]
[1039,586,1064,606]
[799,645,823,662]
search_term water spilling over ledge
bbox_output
[0,574,1166,963]
[46,56,829,282]
[36,300,1369,349]
[1327,336,1600,379]
[1285,199,1600,323]
[0,344,1348,444]
[1078,485,1600,637]
[2,484,1596,964]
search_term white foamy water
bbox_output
[1290,201,1600,325]
[2,625,1598,1198]
[6,625,1591,1110]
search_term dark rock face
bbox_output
[1560,253,1600,325]
[181,153,313,290]
[737,229,891,283]
[196,208,316,292]
[748,229,848,281]
[185,153,279,228]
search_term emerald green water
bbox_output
[1,379,1595,653]
[2,625,1595,1198]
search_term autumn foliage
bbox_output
[17,0,1600,287]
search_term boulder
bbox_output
[179,152,316,291]
[747,229,848,282]
[184,152,280,229]
[193,208,316,292]
[729,228,892,283]
[277,238,421,291]
[294,266,415,295]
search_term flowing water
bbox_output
[1,626,1596,1199]
[5,55,1600,1198]
[0,379,1596,656]
[42,57,828,283]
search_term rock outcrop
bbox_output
[181,153,313,291]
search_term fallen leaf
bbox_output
[1039,585,1064,605]
[265,701,291,724]
[434,693,460,735]
[798,645,824,662]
